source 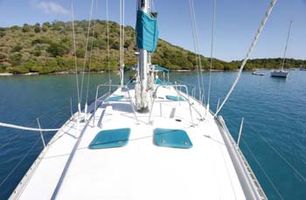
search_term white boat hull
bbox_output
[271,70,288,78]
[9,84,267,200]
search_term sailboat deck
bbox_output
[11,85,247,200]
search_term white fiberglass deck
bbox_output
[11,85,249,200]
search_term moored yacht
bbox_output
[271,69,288,78]
[271,21,292,79]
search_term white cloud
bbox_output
[37,1,69,15]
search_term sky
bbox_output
[0,0,306,61]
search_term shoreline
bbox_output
[0,68,300,77]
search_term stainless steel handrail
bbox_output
[148,84,193,124]
[93,84,120,125]
[93,84,138,126]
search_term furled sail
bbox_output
[136,10,159,52]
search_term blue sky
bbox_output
[0,0,306,61]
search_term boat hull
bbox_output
[271,70,288,78]
[252,72,264,76]
[8,85,267,200]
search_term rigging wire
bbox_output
[106,0,111,84]
[0,137,41,188]
[119,0,125,87]
[280,20,293,70]
[189,0,205,103]
[224,117,305,198]
[0,132,22,149]
[248,123,306,181]
[207,0,216,109]
[70,0,81,113]
[188,0,205,104]
[79,0,95,109]
[224,117,306,184]
[242,139,284,200]
[214,0,277,117]
[85,0,98,107]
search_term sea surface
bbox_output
[0,70,305,200]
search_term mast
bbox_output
[281,20,293,71]
[135,0,158,112]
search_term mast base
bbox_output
[137,107,149,113]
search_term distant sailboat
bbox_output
[252,71,265,76]
[271,21,292,78]
[300,65,306,71]
[271,69,288,78]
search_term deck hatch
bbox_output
[89,128,131,149]
[153,128,192,149]
[165,95,185,101]
[105,95,124,102]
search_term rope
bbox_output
[207,0,216,108]
[70,0,80,113]
[0,122,59,132]
[281,20,293,70]
[79,0,95,108]
[242,139,284,200]
[214,0,277,117]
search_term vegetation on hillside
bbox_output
[0,20,305,74]
[232,58,306,70]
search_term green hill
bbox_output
[0,20,305,74]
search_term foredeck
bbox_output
[10,84,253,200]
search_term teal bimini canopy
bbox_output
[136,10,159,53]
[152,65,169,73]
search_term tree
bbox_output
[76,48,85,58]
[22,24,31,32]
[0,31,5,38]
[10,26,20,31]
[9,53,22,66]
[32,48,41,57]
[42,22,51,32]
[11,45,23,53]
[42,25,48,32]
[43,22,51,27]
[52,21,64,31]
[0,53,7,62]
[93,38,107,49]
[47,43,68,57]
[34,23,41,33]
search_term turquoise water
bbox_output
[0,70,305,199]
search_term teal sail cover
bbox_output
[136,10,159,52]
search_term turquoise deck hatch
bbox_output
[89,128,131,149]
[153,128,192,149]
[105,95,124,102]
[166,95,185,101]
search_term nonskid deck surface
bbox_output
[11,85,246,200]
